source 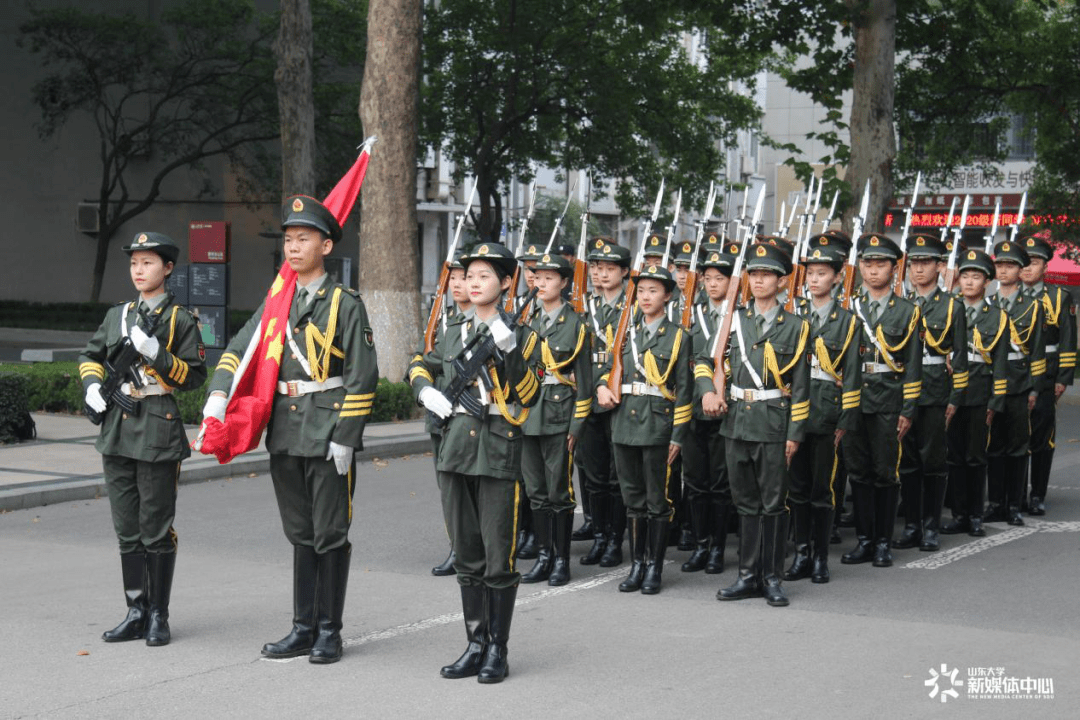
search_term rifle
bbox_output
[820,189,839,233]
[938,196,959,245]
[983,198,1002,254]
[1007,190,1027,245]
[786,176,822,312]
[543,177,579,253]
[681,182,718,328]
[710,214,755,403]
[426,181,477,352]
[606,181,666,402]
[840,180,871,310]
[86,301,166,425]
[660,188,683,267]
[504,180,537,312]
[571,176,592,314]
[433,287,539,429]
[737,185,767,304]
[893,171,923,296]
[941,194,972,291]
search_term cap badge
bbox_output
[1002,243,1010,251]
[820,238,829,245]
[595,238,604,248]
[479,245,489,255]
[603,245,611,253]
[755,246,767,257]
[682,243,691,253]
[541,254,550,263]
[137,233,147,244]
[967,251,976,260]
[812,249,822,258]
[709,253,719,262]
[1026,239,1035,246]
[292,198,304,213]
[650,237,659,246]
[869,237,880,247]
[528,245,536,254]
[916,237,925,246]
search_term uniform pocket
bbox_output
[544,387,573,426]
[486,419,521,474]
[146,405,182,449]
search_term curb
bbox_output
[0,434,431,513]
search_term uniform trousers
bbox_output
[103,455,179,554]
[269,454,355,555]
[439,472,521,589]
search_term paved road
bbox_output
[3,409,1080,718]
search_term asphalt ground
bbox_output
[2,407,1080,718]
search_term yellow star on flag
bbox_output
[265,333,284,364]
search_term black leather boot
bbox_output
[516,503,538,559]
[549,509,573,586]
[718,515,762,600]
[681,498,711,572]
[841,483,875,564]
[477,585,517,684]
[580,494,609,566]
[705,503,730,574]
[520,509,553,583]
[810,506,833,584]
[432,548,457,577]
[145,552,176,646]
[618,516,647,592]
[641,518,670,595]
[572,490,594,541]
[873,485,899,567]
[761,513,789,607]
[310,544,350,664]
[599,495,625,567]
[893,473,922,549]
[920,473,947,551]
[676,497,695,550]
[440,584,487,679]
[1006,457,1026,526]
[102,551,148,642]
[783,503,812,581]
[262,545,318,658]
[968,466,987,537]
[1029,450,1050,516]
[985,459,1007,522]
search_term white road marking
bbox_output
[902,519,1080,570]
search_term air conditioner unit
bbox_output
[76,203,99,234]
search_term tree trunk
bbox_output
[275,0,317,198]
[846,0,896,234]
[358,0,422,382]
[89,229,112,303]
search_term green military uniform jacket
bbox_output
[596,314,693,447]
[794,297,862,435]
[522,301,592,438]
[957,298,1009,413]
[704,302,811,444]
[79,295,207,462]
[910,289,968,408]
[209,280,379,456]
[410,312,543,480]
[852,291,923,418]
[689,301,723,422]
[585,288,627,416]
[1028,284,1077,391]
[989,287,1044,396]
[409,306,464,436]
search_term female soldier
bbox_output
[79,232,206,646]
[412,242,543,684]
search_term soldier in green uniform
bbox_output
[840,234,922,569]
[80,231,207,646]
[985,240,1044,525]
[942,249,1010,538]
[1019,234,1076,515]
[519,254,592,586]
[699,243,809,607]
[895,235,968,552]
[596,265,693,595]
[511,243,544,558]
[681,249,736,574]
[784,241,860,584]
[411,242,543,683]
[578,240,631,567]
[203,197,378,664]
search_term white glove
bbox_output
[327,441,354,475]
[419,386,453,419]
[202,393,228,423]
[85,383,107,413]
[488,317,517,353]
[129,325,160,361]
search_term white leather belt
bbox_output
[922,356,946,366]
[453,403,510,416]
[276,377,344,397]
[120,382,170,398]
[592,351,610,364]
[621,382,666,398]
[730,385,783,402]
[542,374,573,386]
[810,367,834,382]
[862,362,894,374]
[1007,352,1025,361]
[967,352,987,364]
[1046,344,1059,353]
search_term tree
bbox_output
[358,0,422,380]
[275,0,317,198]
[421,0,769,243]
[19,0,279,302]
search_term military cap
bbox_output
[803,244,845,272]
[638,264,677,292]
[958,248,995,278]
[461,242,518,275]
[756,235,795,258]
[906,233,946,259]
[818,229,852,252]
[1020,233,1053,260]
[807,232,848,255]
[700,232,725,255]
[857,233,902,261]
[123,231,180,264]
[555,243,576,257]
[746,242,793,276]
[587,240,631,267]
[533,252,574,278]
[673,241,696,266]
[449,249,467,270]
[282,195,342,243]
[723,241,742,256]
[642,233,667,257]
[517,243,544,261]
[700,250,735,276]
[992,240,1030,267]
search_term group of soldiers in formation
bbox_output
[410,221,1074,679]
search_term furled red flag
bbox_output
[196,137,376,463]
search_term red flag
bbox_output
[196,138,376,463]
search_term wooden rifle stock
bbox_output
[680,272,698,328]
[605,272,639,403]
[571,259,588,314]
[841,264,857,310]
[424,262,451,353]
[710,274,741,399]
[504,265,521,313]
[893,256,907,296]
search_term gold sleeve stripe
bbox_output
[791,411,810,422]
[340,409,371,418]
[600,373,610,384]
[675,404,693,414]
[673,414,691,425]
[343,401,373,410]
[521,332,538,360]
[79,362,105,379]
[409,367,434,383]
[410,354,423,364]
[790,401,810,411]
[841,400,861,410]
[516,372,538,397]
[993,386,1007,395]
[169,358,189,385]
[694,365,713,379]
[903,381,922,389]
[673,409,693,421]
